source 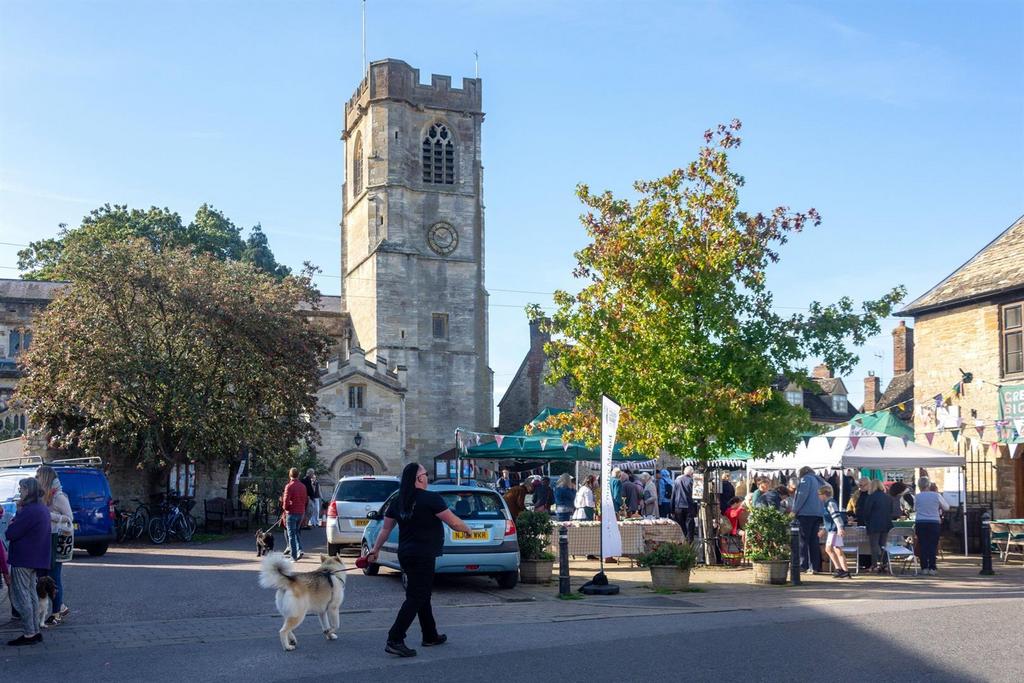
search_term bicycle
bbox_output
[147,494,197,544]
[114,501,132,542]
[123,498,152,541]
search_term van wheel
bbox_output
[86,543,108,557]
[361,542,379,576]
[496,571,518,589]
[328,543,343,556]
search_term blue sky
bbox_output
[1,0,1022,416]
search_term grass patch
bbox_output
[652,586,704,595]
[557,593,585,600]
[191,533,231,544]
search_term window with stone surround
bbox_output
[421,123,454,184]
[832,394,848,414]
[348,384,365,410]
[1002,302,1023,376]
[352,132,364,196]
[432,313,449,340]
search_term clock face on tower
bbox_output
[426,222,459,256]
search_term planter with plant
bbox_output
[637,541,697,591]
[516,510,555,583]
[744,505,791,585]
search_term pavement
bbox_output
[2,527,1022,681]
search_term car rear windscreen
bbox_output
[0,476,21,501]
[334,480,400,502]
[441,491,507,520]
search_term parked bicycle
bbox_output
[147,493,197,544]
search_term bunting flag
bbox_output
[494,434,504,448]
[877,436,887,449]
[474,434,481,446]
[952,382,962,397]
[901,436,908,447]
[849,436,860,450]
[951,429,960,443]
[1015,418,1024,437]
[539,438,549,451]
[898,402,906,411]
[563,440,570,452]
[802,435,812,447]
[925,432,935,445]
[990,441,1001,454]
[516,437,525,449]
[826,436,835,448]
[934,394,943,407]
[975,424,985,439]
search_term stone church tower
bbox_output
[339,59,492,468]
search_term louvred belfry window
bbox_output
[421,123,454,184]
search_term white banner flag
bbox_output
[600,396,623,558]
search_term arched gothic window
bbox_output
[352,131,364,195]
[421,123,454,184]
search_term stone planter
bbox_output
[648,564,691,591]
[752,560,789,585]
[519,558,554,584]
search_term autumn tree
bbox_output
[17,203,291,280]
[16,238,330,495]
[539,120,905,464]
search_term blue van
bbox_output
[0,458,116,557]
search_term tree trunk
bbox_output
[226,459,241,501]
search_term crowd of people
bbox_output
[496,464,949,578]
[1,466,74,647]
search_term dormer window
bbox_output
[785,390,803,406]
[832,394,848,414]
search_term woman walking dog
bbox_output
[363,463,470,658]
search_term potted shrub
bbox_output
[637,541,697,591]
[516,510,555,583]
[744,506,791,585]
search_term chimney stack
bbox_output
[529,317,551,352]
[864,371,881,412]
[812,363,832,379]
[893,322,914,375]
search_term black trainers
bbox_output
[7,633,42,647]
[422,634,447,647]
[385,641,417,657]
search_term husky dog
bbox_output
[255,529,275,557]
[259,552,347,651]
[36,576,58,629]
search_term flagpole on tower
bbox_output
[361,0,367,76]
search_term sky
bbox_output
[1,0,1022,419]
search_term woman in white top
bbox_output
[36,466,73,624]
[571,475,597,521]
[913,477,949,576]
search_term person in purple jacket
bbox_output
[5,477,51,646]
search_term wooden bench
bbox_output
[204,497,250,534]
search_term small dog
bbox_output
[35,576,58,629]
[255,528,275,557]
[259,552,347,651]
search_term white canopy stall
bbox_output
[747,424,969,553]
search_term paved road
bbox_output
[2,530,1021,682]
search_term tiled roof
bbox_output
[877,370,914,422]
[296,295,343,314]
[899,215,1024,316]
[773,375,854,423]
[0,278,68,301]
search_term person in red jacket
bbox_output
[281,468,308,561]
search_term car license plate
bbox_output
[452,530,488,541]
[354,519,369,527]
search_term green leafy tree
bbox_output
[16,238,330,494]
[17,203,291,280]
[538,120,905,462]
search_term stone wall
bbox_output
[913,302,1022,517]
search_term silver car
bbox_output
[325,476,400,555]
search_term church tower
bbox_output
[340,59,492,465]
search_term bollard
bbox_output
[790,520,802,586]
[558,525,571,595]
[980,511,995,576]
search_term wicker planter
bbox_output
[648,565,691,591]
[751,560,789,585]
[520,558,554,584]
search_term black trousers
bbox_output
[674,508,694,543]
[388,554,439,644]
[797,515,822,572]
[915,521,941,571]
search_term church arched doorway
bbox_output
[338,457,375,477]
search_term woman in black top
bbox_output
[364,462,470,658]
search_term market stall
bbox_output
[546,518,684,558]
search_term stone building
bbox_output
[862,321,915,423]
[333,58,493,474]
[775,364,858,426]
[497,317,575,434]
[898,214,1024,518]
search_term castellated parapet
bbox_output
[344,59,482,137]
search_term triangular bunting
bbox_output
[494,434,505,448]
[933,394,943,407]
[826,436,835,448]
[563,440,570,452]
[975,425,984,439]
[925,432,935,445]
[801,435,812,447]
[951,429,960,443]
[849,436,860,450]
[897,402,906,411]
[901,436,908,447]
[516,437,525,449]
[474,433,481,446]
[877,436,887,449]
[539,438,548,451]
[1014,418,1024,436]
[990,441,1000,454]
